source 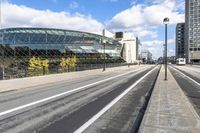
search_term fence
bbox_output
[0,62,134,80]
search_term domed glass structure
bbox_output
[0,28,124,79]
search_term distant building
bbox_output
[185,0,200,63]
[137,39,142,62]
[115,32,140,64]
[141,50,152,64]
[157,56,176,64]
[176,23,185,59]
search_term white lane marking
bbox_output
[0,66,150,117]
[74,66,158,133]
[170,66,200,87]
[176,66,200,73]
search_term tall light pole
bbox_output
[102,29,106,71]
[163,18,169,80]
[163,44,165,64]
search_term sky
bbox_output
[1,0,185,59]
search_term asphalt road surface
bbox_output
[169,65,200,116]
[0,65,160,133]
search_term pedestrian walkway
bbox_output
[139,66,200,133]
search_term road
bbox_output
[169,65,200,116]
[0,65,160,133]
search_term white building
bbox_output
[141,49,153,64]
[115,32,140,64]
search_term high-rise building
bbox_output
[185,0,200,63]
[176,23,185,59]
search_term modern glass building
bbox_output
[185,0,200,63]
[0,28,124,79]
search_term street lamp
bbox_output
[163,17,169,80]
[102,40,106,71]
[102,29,106,71]
[163,44,165,64]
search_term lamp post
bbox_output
[102,40,106,71]
[163,18,169,80]
[163,44,165,64]
[102,29,106,71]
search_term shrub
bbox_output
[59,56,77,72]
[28,56,49,76]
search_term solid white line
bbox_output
[0,66,150,117]
[170,66,200,86]
[177,66,200,73]
[74,66,158,133]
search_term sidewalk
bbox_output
[0,65,144,93]
[139,66,200,133]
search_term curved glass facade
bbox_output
[0,28,124,79]
[0,28,122,57]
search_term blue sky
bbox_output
[9,0,134,20]
[2,0,185,59]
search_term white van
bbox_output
[176,58,186,65]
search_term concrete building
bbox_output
[137,40,142,62]
[185,0,200,63]
[176,23,185,59]
[141,50,152,64]
[115,32,140,64]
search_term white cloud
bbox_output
[143,0,184,25]
[1,2,104,34]
[106,0,183,58]
[107,5,144,29]
[107,0,184,38]
[136,30,158,38]
[142,39,175,58]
